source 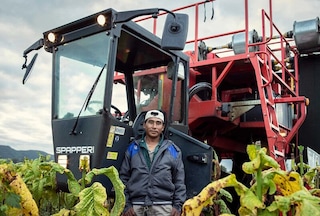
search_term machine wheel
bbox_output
[189,82,212,101]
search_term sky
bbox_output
[0,0,319,155]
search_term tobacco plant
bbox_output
[0,162,39,215]
[182,143,320,216]
[0,155,125,216]
[2,144,320,216]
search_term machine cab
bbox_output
[22,8,213,197]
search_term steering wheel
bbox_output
[111,104,122,119]
[86,101,125,120]
[86,100,103,114]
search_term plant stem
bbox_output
[291,205,295,215]
[291,153,295,171]
[255,142,262,202]
[298,145,304,175]
[81,169,86,190]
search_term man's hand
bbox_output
[171,207,180,216]
[123,207,136,216]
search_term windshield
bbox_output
[53,32,110,119]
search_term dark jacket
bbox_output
[119,137,186,212]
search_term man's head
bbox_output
[143,110,165,139]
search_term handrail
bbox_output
[132,0,299,96]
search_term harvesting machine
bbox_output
[21,0,320,198]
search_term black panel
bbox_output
[53,113,133,194]
[168,127,213,198]
[298,54,320,155]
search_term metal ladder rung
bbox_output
[270,123,279,132]
[265,99,275,107]
[261,76,269,84]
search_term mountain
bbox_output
[0,145,52,162]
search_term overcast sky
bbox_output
[0,0,319,155]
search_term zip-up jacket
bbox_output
[119,137,186,213]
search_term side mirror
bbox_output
[161,13,188,50]
[22,53,38,84]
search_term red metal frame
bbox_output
[125,0,307,169]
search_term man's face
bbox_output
[143,117,165,138]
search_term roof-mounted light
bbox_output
[97,14,107,26]
[48,32,56,43]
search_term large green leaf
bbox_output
[297,198,320,216]
[303,166,320,187]
[85,166,125,216]
[4,192,21,208]
[48,162,66,174]
[214,199,232,214]
[49,162,81,196]
[267,195,291,214]
[31,177,44,204]
[247,144,258,161]
[219,188,233,203]
[65,169,81,196]
[242,156,261,174]
[50,163,81,196]
[242,145,280,175]
[290,190,320,216]
[31,158,41,178]
[239,188,265,215]
[269,190,320,215]
[75,182,109,216]
[232,180,265,216]
[260,152,280,170]
[182,174,240,215]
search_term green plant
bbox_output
[2,146,320,216]
[0,163,39,215]
[1,155,125,216]
[44,157,125,216]
[182,143,320,216]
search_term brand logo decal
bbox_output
[56,146,94,154]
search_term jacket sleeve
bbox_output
[119,148,133,212]
[171,145,187,212]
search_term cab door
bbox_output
[168,127,213,198]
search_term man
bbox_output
[120,110,186,216]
